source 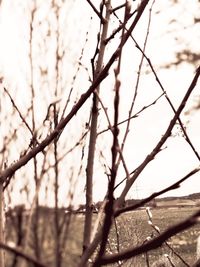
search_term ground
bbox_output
[5,199,200,267]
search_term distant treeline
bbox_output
[6,192,200,216]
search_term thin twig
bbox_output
[98,93,164,135]
[112,3,126,13]
[105,8,137,45]
[61,28,90,119]
[3,88,33,135]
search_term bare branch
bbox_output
[0,242,49,267]
[115,165,200,216]
[85,0,106,24]
[112,3,126,13]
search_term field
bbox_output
[5,205,200,267]
[108,206,200,266]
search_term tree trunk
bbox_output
[83,0,111,255]
[0,183,5,267]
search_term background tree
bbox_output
[0,0,200,267]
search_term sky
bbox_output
[0,0,200,207]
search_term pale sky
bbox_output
[0,0,200,207]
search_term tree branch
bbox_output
[0,242,49,267]
[115,165,200,217]
[85,0,106,24]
